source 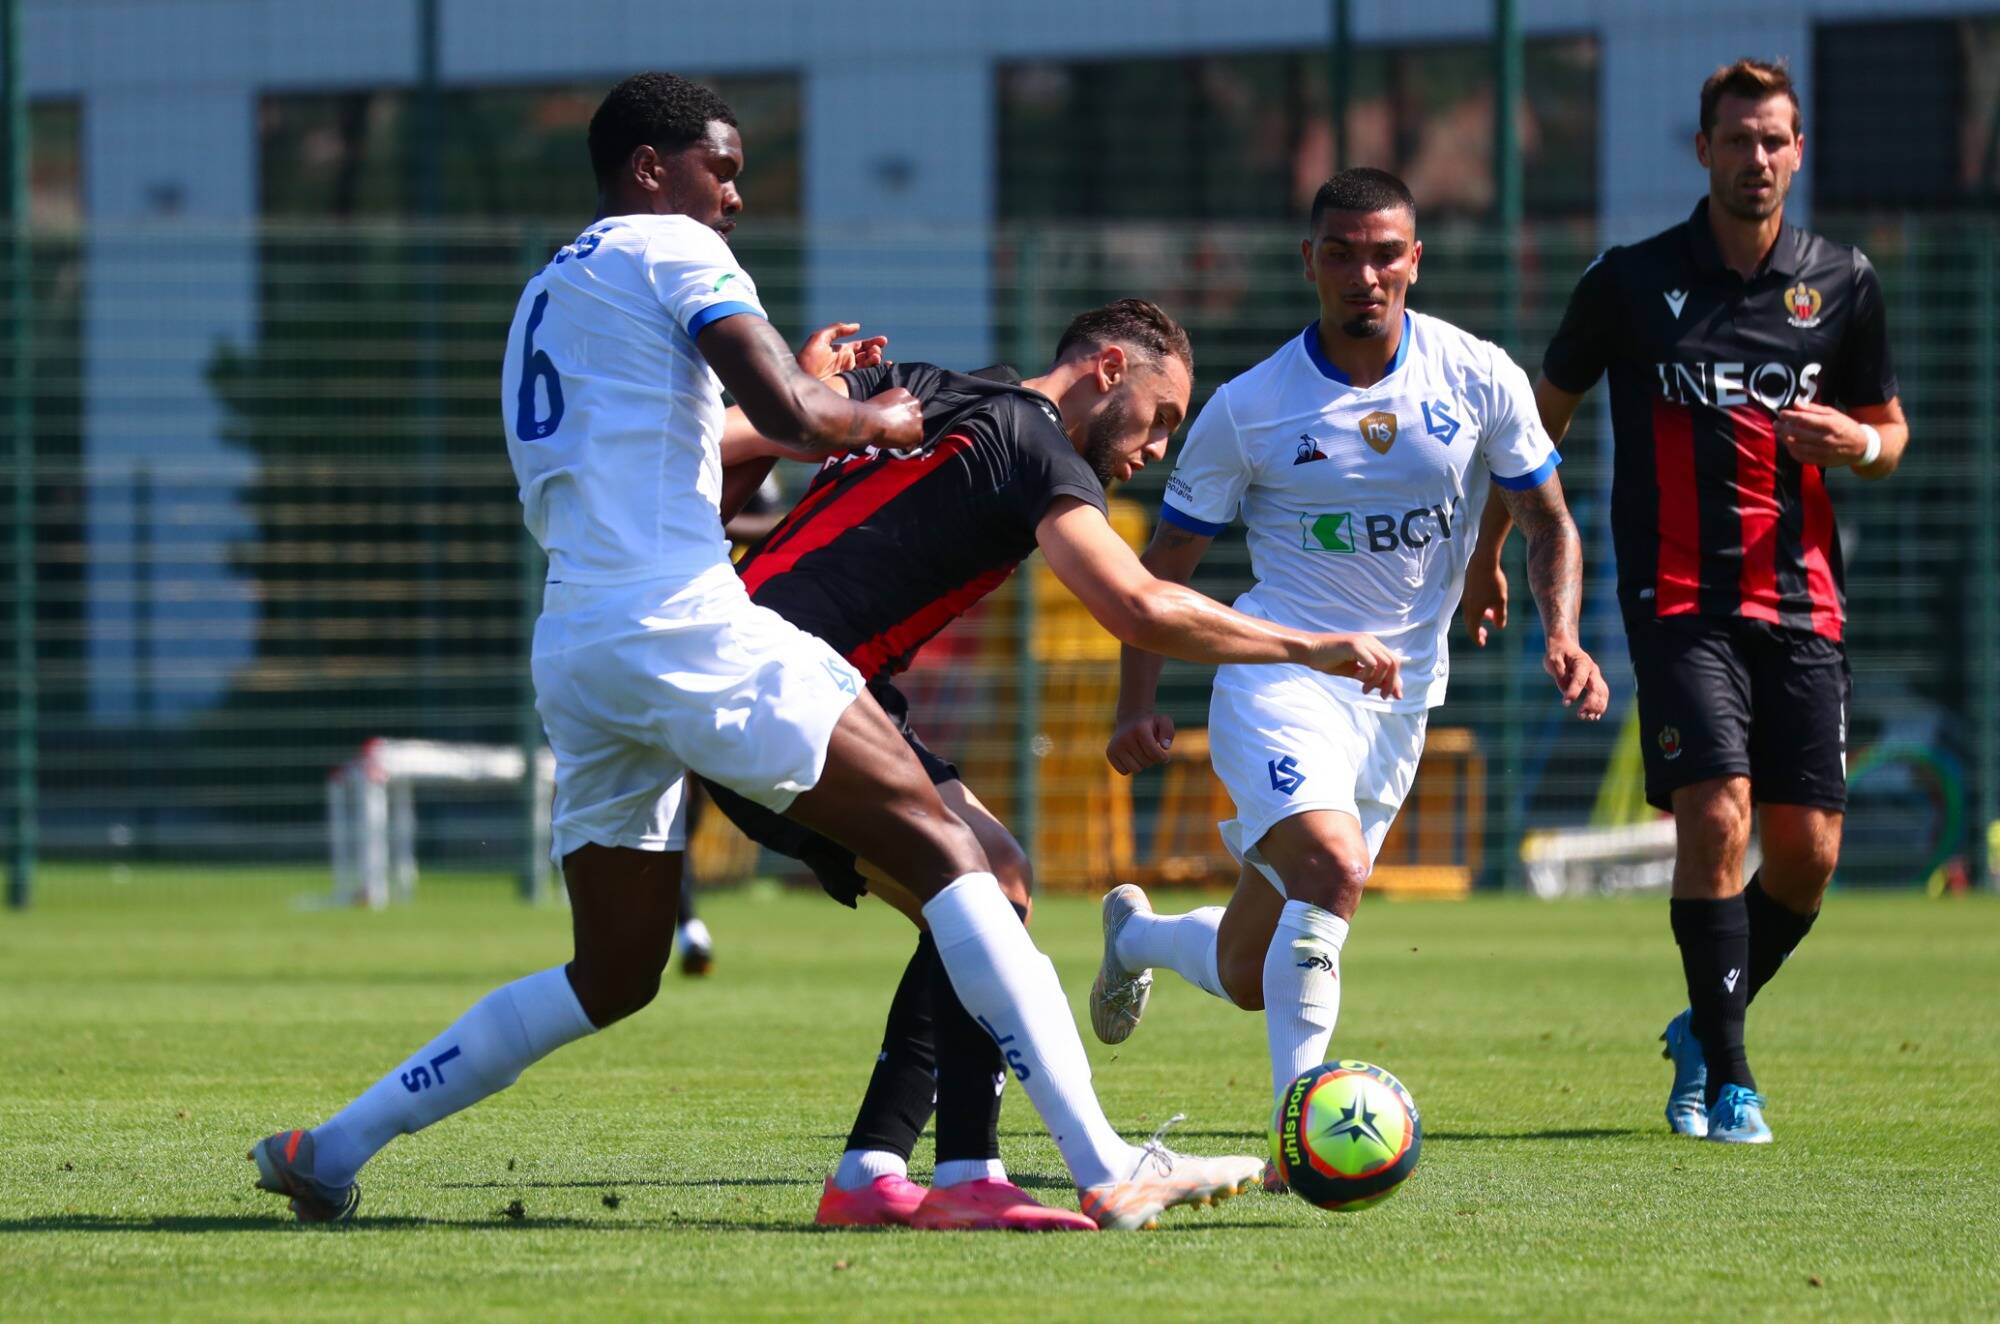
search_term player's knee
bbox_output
[1219,951,1264,1010]
[1288,854,1371,913]
[985,838,1034,920]
[890,810,991,899]
[1764,824,1841,893]
[566,956,664,1027]
[1680,785,1751,846]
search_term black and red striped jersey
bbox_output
[1542,198,1898,641]
[737,361,1107,682]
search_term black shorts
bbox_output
[699,677,960,907]
[1624,613,1850,813]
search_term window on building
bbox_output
[259,74,801,221]
[30,100,82,224]
[998,37,1599,222]
[1816,17,2000,212]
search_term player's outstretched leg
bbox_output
[912,937,1095,1232]
[786,698,1262,1229]
[249,846,676,1220]
[1093,866,1286,1043]
[1088,884,1158,1044]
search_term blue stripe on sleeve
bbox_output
[1160,503,1228,536]
[686,300,765,339]
[1491,451,1562,490]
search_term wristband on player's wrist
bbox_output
[1857,424,1883,468]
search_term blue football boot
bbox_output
[1705,1084,1773,1144]
[1660,1009,1709,1137]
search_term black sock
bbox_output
[1743,872,1818,1004]
[1670,895,1755,1106]
[676,877,697,926]
[928,935,1004,1168]
[842,936,938,1159]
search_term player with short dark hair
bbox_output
[247,71,1276,1229]
[1464,57,1908,1143]
[710,296,1405,1229]
[1094,170,1607,1190]
[585,70,737,185]
[1308,167,1416,232]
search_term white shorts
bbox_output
[1207,663,1428,893]
[531,565,864,863]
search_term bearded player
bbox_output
[709,298,1401,1229]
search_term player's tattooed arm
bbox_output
[698,314,920,455]
[1497,473,1609,720]
[1465,375,1588,646]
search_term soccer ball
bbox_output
[1268,1059,1422,1211]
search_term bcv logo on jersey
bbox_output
[1300,497,1460,554]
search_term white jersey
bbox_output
[1162,311,1559,711]
[501,213,767,588]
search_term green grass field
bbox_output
[2,869,1996,1322]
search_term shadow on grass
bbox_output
[0,1212,1093,1236]
[814,1129,1271,1145]
[0,1214,643,1234]
[1425,1127,1646,1142]
[437,1177,816,1190]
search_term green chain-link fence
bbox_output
[3,218,1994,901]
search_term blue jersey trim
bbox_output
[686,300,764,339]
[1490,451,1562,490]
[1160,503,1228,537]
[1301,311,1412,385]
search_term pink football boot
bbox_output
[909,1178,1098,1232]
[814,1173,928,1227]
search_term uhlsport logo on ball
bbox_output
[1269,1060,1421,1210]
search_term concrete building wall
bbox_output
[21,0,1996,719]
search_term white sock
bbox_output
[833,1148,908,1191]
[932,1158,1007,1188]
[677,917,712,951]
[923,875,1142,1190]
[1115,906,1229,1002]
[309,965,596,1186]
[1262,900,1350,1106]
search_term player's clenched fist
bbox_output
[1306,632,1402,700]
[1106,710,1177,776]
[863,386,925,448]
